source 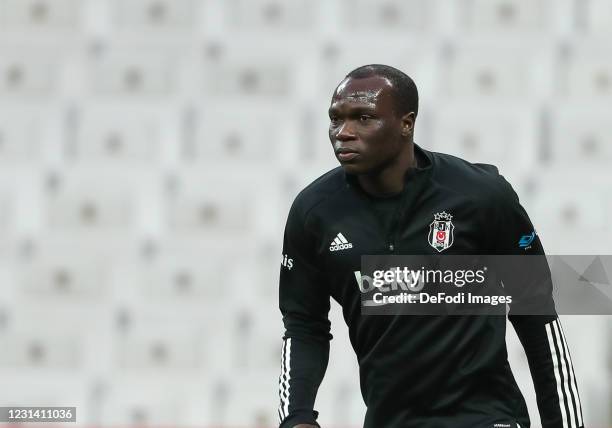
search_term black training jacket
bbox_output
[277,144,584,428]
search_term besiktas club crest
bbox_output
[428,211,454,252]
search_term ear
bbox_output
[401,112,415,137]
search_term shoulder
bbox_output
[288,166,347,224]
[428,150,517,205]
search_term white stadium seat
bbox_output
[165,189,249,235]
[0,0,79,29]
[186,106,291,164]
[217,373,281,426]
[112,0,196,30]
[73,106,162,163]
[340,0,434,31]
[580,0,612,35]
[139,258,228,301]
[457,0,549,31]
[429,102,540,170]
[548,104,612,165]
[562,41,612,99]
[0,194,9,230]
[90,50,174,96]
[0,108,42,162]
[115,329,201,370]
[0,333,79,368]
[47,185,133,230]
[17,239,111,300]
[225,0,314,31]
[99,387,195,426]
[529,168,612,253]
[203,60,293,99]
[0,49,56,96]
[443,41,554,99]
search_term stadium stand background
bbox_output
[0,0,610,427]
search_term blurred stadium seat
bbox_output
[90,49,174,96]
[112,0,196,30]
[0,333,79,368]
[225,0,314,31]
[0,194,9,230]
[139,257,228,301]
[18,244,108,299]
[0,0,80,30]
[203,59,293,99]
[0,48,57,96]
[0,108,42,162]
[458,0,550,31]
[580,0,612,34]
[100,390,194,426]
[530,168,612,254]
[72,106,161,163]
[187,106,289,163]
[429,102,540,169]
[561,41,612,99]
[443,40,554,98]
[165,185,249,235]
[341,0,434,31]
[116,329,201,370]
[46,182,134,230]
[548,103,612,165]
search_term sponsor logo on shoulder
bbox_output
[519,231,536,250]
[428,211,454,252]
[280,253,293,270]
[329,232,353,252]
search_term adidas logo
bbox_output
[329,232,353,252]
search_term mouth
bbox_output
[335,148,360,162]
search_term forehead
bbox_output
[331,75,394,108]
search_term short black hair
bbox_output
[345,64,419,119]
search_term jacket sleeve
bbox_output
[493,176,585,428]
[278,197,332,428]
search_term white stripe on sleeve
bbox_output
[283,338,292,418]
[278,339,287,422]
[552,320,577,428]
[546,321,569,428]
[557,319,584,427]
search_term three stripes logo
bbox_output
[278,338,291,424]
[329,232,353,252]
[544,318,584,428]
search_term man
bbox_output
[277,64,584,428]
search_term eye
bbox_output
[359,115,372,122]
[329,116,340,125]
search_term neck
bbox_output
[357,142,417,197]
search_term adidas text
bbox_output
[330,242,353,251]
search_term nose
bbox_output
[334,121,356,141]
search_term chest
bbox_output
[315,193,491,302]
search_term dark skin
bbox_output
[328,75,416,197]
[291,78,416,428]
